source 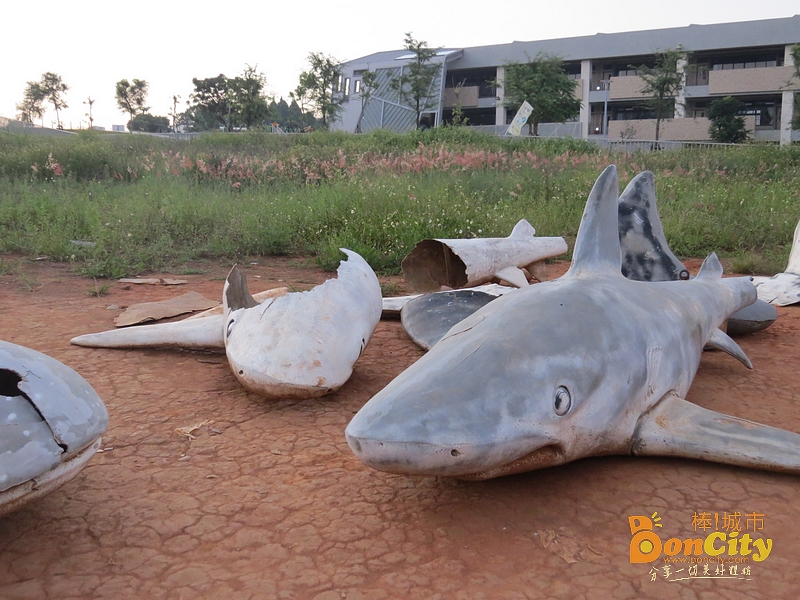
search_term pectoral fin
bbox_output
[705,328,752,369]
[495,266,529,288]
[632,393,800,473]
[71,316,225,349]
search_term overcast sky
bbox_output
[2,1,797,130]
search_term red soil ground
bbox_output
[0,256,798,599]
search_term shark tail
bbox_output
[632,393,800,473]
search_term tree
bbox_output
[84,97,95,129]
[39,72,69,128]
[355,70,379,133]
[390,33,440,129]
[129,113,171,133]
[228,65,272,129]
[189,67,271,132]
[790,44,800,130]
[500,53,582,136]
[708,96,748,143]
[190,74,232,131]
[633,49,685,141]
[115,79,149,129]
[16,81,46,124]
[293,53,344,129]
[169,95,181,132]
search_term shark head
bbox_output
[346,277,651,479]
[346,165,779,479]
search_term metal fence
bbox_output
[588,138,740,152]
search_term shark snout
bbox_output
[345,421,559,478]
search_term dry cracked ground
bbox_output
[1,256,799,600]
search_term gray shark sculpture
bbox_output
[618,171,776,335]
[346,165,800,480]
[1,340,108,516]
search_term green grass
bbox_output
[1,129,798,277]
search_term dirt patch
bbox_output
[1,256,799,599]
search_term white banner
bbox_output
[506,101,533,136]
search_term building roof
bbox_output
[345,15,800,69]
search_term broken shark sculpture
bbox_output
[346,165,800,480]
[752,218,800,306]
[401,219,567,292]
[222,249,382,398]
[618,171,776,335]
[1,340,108,516]
[70,288,289,349]
[72,250,382,399]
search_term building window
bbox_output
[445,68,497,98]
[354,79,361,94]
[344,78,350,97]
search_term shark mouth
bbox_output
[455,445,567,481]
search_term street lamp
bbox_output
[601,79,611,139]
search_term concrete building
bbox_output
[334,15,800,144]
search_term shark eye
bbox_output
[226,319,235,338]
[679,269,690,280]
[554,386,572,416]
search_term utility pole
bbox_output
[601,79,611,140]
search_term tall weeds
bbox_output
[1,130,797,277]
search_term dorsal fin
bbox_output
[224,265,259,311]
[566,165,622,278]
[510,219,536,238]
[695,253,723,281]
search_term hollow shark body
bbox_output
[401,219,567,292]
[346,165,800,480]
[752,218,800,306]
[71,250,382,399]
[222,249,382,398]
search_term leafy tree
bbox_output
[128,113,171,133]
[633,49,685,141]
[39,72,69,128]
[708,96,748,143]
[790,44,800,130]
[189,67,272,131]
[293,53,344,129]
[390,33,440,129]
[19,73,69,128]
[269,97,309,131]
[16,81,46,124]
[115,79,149,129]
[500,53,581,136]
[190,74,232,131]
[84,97,95,129]
[355,71,379,133]
[169,95,181,132]
[228,65,272,129]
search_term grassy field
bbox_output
[1,129,799,278]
